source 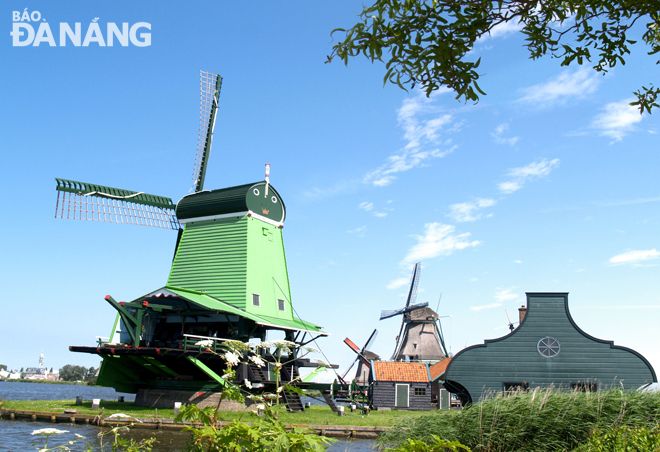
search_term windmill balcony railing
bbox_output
[182,334,235,354]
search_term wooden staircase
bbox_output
[282,389,305,412]
[248,364,268,382]
[321,390,339,412]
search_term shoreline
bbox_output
[2,379,92,386]
[0,408,386,439]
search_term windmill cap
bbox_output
[176,182,286,224]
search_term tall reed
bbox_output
[377,388,660,451]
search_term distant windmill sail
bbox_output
[342,329,380,382]
[192,71,223,192]
[381,262,447,362]
[380,301,429,321]
[54,178,179,230]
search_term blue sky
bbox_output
[2,2,658,382]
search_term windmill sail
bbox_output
[342,329,380,382]
[54,178,179,230]
[380,301,429,320]
[192,71,223,192]
[404,262,421,308]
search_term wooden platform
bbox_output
[0,408,387,439]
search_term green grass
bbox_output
[1,399,429,427]
[377,388,660,452]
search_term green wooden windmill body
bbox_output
[169,182,293,320]
[56,72,327,404]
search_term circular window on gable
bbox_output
[537,337,561,358]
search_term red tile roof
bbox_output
[430,357,452,381]
[372,361,429,382]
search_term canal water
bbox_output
[0,382,376,451]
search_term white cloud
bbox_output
[495,288,519,302]
[447,198,496,222]
[498,158,560,193]
[513,260,523,264]
[359,201,388,217]
[365,91,456,187]
[596,196,660,207]
[347,226,366,235]
[519,68,600,106]
[358,202,373,212]
[387,277,409,290]
[303,179,359,199]
[592,98,644,141]
[476,18,523,43]
[401,222,481,267]
[609,249,660,265]
[471,302,503,312]
[492,123,519,146]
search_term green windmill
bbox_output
[55,72,327,409]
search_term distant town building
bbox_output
[23,353,60,381]
[0,369,21,380]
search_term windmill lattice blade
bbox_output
[381,302,430,320]
[363,329,378,352]
[380,307,406,320]
[55,178,180,230]
[404,262,421,309]
[341,356,359,381]
[192,71,223,192]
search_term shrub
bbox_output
[572,424,660,452]
[377,388,660,452]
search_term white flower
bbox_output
[31,428,69,436]
[195,339,214,347]
[258,340,296,352]
[225,340,249,352]
[244,379,253,389]
[301,345,318,353]
[224,351,240,366]
[249,355,266,367]
[316,359,329,367]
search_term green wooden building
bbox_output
[443,293,657,404]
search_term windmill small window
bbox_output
[414,387,426,396]
[277,299,285,311]
[252,294,260,307]
[537,337,561,358]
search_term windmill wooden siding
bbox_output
[444,293,657,404]
[168,218,249,308]
[370,361,432,411]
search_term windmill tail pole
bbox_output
[265,163,271,196]
[436,319,449,357]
